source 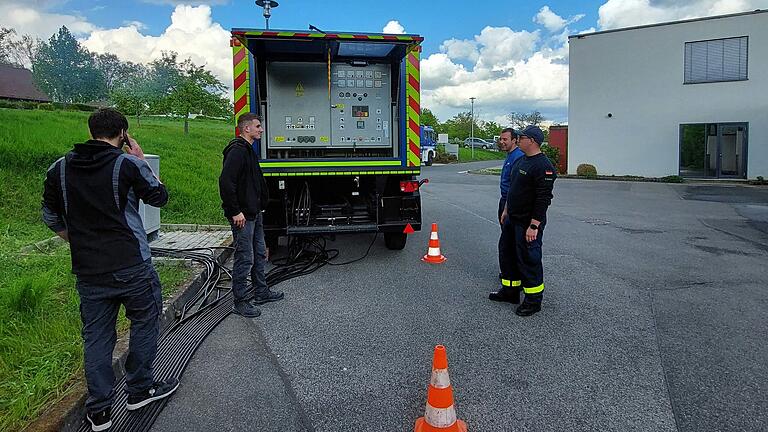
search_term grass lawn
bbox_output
[0,108,230,431]
[457,146,506,162]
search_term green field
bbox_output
[0,109,230,431]
[458,146,506,162]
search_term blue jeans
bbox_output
[230,213,269,303]
[75,260,161,413]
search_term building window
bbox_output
[684,36,748,84]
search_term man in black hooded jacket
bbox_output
[42,108,178,431]
[219,113,283,318]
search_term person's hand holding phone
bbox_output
[123,133,145,160]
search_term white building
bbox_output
[568,10,768,179]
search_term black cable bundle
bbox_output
[76,234,378,431]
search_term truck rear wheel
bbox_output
[425,151,434,166]
[384,232,407,250]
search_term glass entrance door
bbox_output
[680,123,747,179]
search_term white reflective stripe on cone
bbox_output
[428,247,441,256]
[430,369,451,389]
[424,403,458,428]
[430,231,439,240]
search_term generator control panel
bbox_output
[329,63,392,148]
[265,61,393,150]
[266,62,331,149]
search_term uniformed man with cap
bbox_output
[489,125,556,316]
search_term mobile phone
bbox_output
[122,132,132,149]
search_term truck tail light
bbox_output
[400,181,419,193]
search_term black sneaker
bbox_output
[489,288,520,304]
[86,408,112,431]
[126,378,180,411]
[252,290,284,305]
[233,301,262,318]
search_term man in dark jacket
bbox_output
[491,125,556,317]
[42,108,178,431]
[219,113,283,318]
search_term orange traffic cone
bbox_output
[422,223,447,264]
[415,345,467,432]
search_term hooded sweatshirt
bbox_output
[42,140,168,275]
[218,137,269,219]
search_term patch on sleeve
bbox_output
[544,169,556,181]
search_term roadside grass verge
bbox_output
[0,108,224,431]
[457,147,506,162]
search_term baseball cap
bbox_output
[520,125,544,145]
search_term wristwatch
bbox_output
[529,224,539,230]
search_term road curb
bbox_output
[22,245,233,432]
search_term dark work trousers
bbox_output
[230,213,268,303]
[75,259,161,414]
[498,197,521,289]
[501,221,545,295]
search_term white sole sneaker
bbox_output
[87,416,112,431]
[126,380,180,411]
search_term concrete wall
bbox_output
[568,11,768,178]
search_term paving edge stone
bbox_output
[160,223,230,232]
[22,244,234,432]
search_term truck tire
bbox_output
[384,232,407,250]
[425,151,434,166]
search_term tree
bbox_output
[442,111,481,141]
[9,33,40,68]
[420,108,440,128]
[507,110,544,130]
[481,121,503,139]
[110,63,154,126]
[163,58,227,134]
[32,26,106,103]
[0,27,14,65]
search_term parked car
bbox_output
[463,137,496,150]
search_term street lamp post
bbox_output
[255,0,279,29]
[469,97,476,160]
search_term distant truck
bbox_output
[421,125,437,166]
[229,28,425,250]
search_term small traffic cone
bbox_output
[422,223,447,264]
[414,345,467,432]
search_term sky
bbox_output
[2,0,767,124]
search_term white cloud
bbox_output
[534,6,585,32]
[382,20,405,34]
[422,22,570,124]
[0,2,97,40]
[440,38,480,63]
[81,5,231,93]
[598,0,768,30]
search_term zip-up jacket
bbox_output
[219,137,269,219]
[42,140,168,275]
[500,147,525,199]
[505,153,557,225]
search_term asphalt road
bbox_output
[151,161,768,432]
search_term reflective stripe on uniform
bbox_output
[523,283,544,294]
[511,280,521,287]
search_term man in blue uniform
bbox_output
[491,128,524,299]
[490,125,556,316]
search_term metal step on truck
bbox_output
[230,28,425,250]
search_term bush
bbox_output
[541,144,560,170]
[660,175,684,183]
[577,163,597,177]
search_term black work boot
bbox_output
[252,289,284,305]
[489,287,520,304]
[515,293,543,316]
[233,300,262,318]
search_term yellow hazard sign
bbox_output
[320,136,329,142]
[295,83,304,97]
[274,136,286,142]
